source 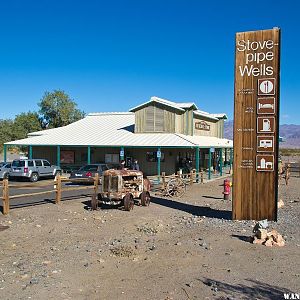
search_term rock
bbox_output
[253,219,269,232]
[278,199,284,208]
[264,238,273,247]
[42,261,51,266]
[253,237,264,245]
[30,278,39,284]
[256,229,268,240]
[274,240,285,247]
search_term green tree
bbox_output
[38,90,85,128]
[0,119,14,152]
[12,111,42,140]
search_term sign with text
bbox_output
[195,121,210,131]
[233,28,280,221]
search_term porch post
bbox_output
[57,145,61,167]
[120,146,125,161]
[195,146,200,182]
[3,144,7,162]
[220,148,223,176]
[208,149,212,180]
[29,145,33,159]
[157,147,161,179]
[87,146,91,164]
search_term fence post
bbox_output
[2,179,9,215]
[190,170,194,185]
[162,172,166,189]
[55,174,62,204]
[91,173,99,210]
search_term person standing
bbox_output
[132,159,140,171]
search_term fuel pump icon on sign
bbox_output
[257,117,274,134]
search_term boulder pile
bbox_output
[252,219,285,247]
[253,228,285,247]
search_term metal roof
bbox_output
[6,113,232,148]
[129,96,198,112]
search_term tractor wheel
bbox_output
[123,193,134,211]
[140,191,151,206]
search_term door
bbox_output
[42,160,53,176]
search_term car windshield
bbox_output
[79,165,98,172]
[12,160,25,167]
[0,162,5,168]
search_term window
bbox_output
[28,161,34,167]
[12,160,25,167]
[145,105,165,132]
[43,160,51,167]
[35,160,42,167]
[79,165,98,171]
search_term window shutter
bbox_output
[145,106,154,132]
[155,107,164,132]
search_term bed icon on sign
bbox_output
[257,97,275,114]
[258,78,276,96]
[256,155,274,172]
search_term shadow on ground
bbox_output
[201,278,293,300]
[151,196,232,220]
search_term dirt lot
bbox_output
[0,175,299,300]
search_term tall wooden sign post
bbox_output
[233,28,280,221]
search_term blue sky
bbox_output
[0,0,299,124]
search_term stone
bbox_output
[253,237,264,245]
[30,278,39,284]
[278,199,284,208]
[264,238,274,247]
[256,229,268,240]
[274,240,285,247]
[253,219,268,233]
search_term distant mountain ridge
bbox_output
[224,120,300,148]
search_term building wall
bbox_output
[134,103,177,133]
[134,102,224,138]
[193,117,225,138]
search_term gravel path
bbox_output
[0,175,299,300]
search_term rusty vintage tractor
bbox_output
[98,169,151,211]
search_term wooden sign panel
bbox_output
[233,28,280,221]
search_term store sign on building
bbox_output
[195,121,210,131]
[233,28,280,221]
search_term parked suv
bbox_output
[9,159,61,182]
[0,162,12,180]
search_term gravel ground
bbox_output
[0,174,299,300]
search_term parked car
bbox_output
[9,159,61,182]
[69,163,110,184]
[0,162,12,180]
